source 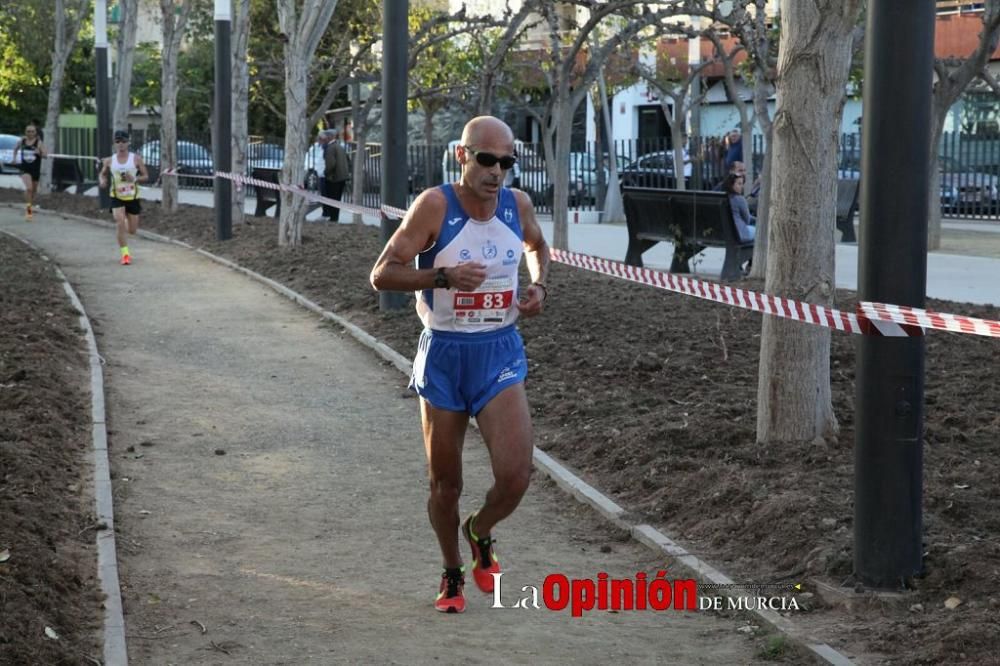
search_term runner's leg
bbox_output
[114,207,129,248]
[421,399,469,568]
[470,383,534,536]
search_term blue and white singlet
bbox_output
[415,184,524,333]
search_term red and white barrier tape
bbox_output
[113,165,1000,339]
[860,301,1000,338]
[551,248,912,336]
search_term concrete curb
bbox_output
[10,205,856,664]
[0,227,129,666]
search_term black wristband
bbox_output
[533,282,548,301]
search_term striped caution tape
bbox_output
[549,248,917,336]
[860,301,1000,338]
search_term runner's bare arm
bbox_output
[135,154,149,183]
[97,158,111,188]
[516,190,550,317]
[370,189,487,292]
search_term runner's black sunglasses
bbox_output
[463,145,517,170]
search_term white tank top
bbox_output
[415,185,524,333]
[110,152,139,201]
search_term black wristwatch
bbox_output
[434,267,449,289]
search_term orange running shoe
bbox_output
[120,253,132,266]
[25,204,32,220]
[434,567,466,614]
[462,512,500,593]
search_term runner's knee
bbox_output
[428,477,462,505]
[495,467,532,502]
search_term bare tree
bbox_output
[470,1,540,115]
[635,32,714,192]
[231,0,251,226]
[275,0,338,247]
[532,0,693,249]
[348,77,380,225]
[928,1,1000,249]
[159,0,195,212]
[113,0,139,132]
[40,0,90,192]
[756,0,864,445]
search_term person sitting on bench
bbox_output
[723,173,756,242]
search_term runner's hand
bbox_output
[516,283,546,317]
[447,262,487,291]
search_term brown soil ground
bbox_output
[0,231,104,664]
[4,188,1000,664]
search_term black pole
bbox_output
[854,0,935,588]
[95,1,112,209]
[380,0,409,311]
[213,3,232,241]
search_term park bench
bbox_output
[622,187,754,281]
[251,168,282,217]
[51,157,85,192]
[836,178,860,243]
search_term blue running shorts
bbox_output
[409,325,528,415]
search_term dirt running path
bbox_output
[2,210,766,665]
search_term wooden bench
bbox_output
[623,187,754,281]
[251,168,282,217]
[51,157,85,192]
[836,178,860,243]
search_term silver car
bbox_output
[0,134,20,174]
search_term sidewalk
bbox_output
[0,207,764,664]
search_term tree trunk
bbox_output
[231,0,251,226]
[278,53,309,247]
[276,0,338,247]
[749,69,774,278]
[927,110,949,250]
[550,99,573,250]
[159,0,192,213]
[597,69,623,224]
[112,0,139,132]
[41,0,89,192]
[423,105,436,190]
[349,86,378,225]
[756,0,862,445]
[670,109,687,192]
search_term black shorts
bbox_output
[110,198,142,215]
[17,162,41,182]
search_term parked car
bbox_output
[138,140,214,186]
[938,154,999,211]
[246,141,325,191]
[0,134,21,174]
[619,150,692,189]
[839,153,999,212]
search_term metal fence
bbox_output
[26,128,999,221]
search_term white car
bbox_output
[0,134,21,173]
